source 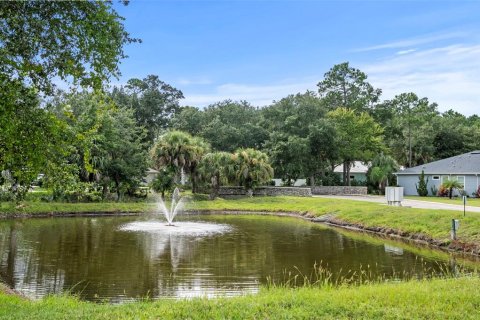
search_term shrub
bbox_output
[430,185,438,196]
[476,185,480,198]
[415,170,429,197]
[437,185,449,197]
[53,182,103,202]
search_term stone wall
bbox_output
[218,186,312,197]
[311,186,368,195]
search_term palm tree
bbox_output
[441,179,464,199]
[185,136,210,193]
[199,152,235,199]
[368,153,399,194]
[150,130,192,172]
[233,148,274,196]
[150,131,210,192]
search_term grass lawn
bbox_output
[405,196,480,207]
[1,277,479,319]
[0,201,155,215]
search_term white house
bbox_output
[333,161,369,183]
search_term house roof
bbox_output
[395,151,480,175]
[334,161,369,174]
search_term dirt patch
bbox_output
[0,282,29,299]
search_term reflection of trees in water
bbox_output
[0,216,461,301]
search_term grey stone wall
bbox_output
[311,186,367,195]
[218,186,312,197]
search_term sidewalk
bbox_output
[314,195,480,213]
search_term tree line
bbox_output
[1,2,480,201]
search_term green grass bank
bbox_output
[189,196,480,249]
[2,195,480,252]
[1,277,479,319]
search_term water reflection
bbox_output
[0,215,477,301]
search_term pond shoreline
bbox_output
[188,209,480,257]
[1,208,479,257]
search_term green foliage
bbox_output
[415,170,429,197]
[233,148,274,194]
[261,92,336,184]
[0,1,138,93]
[441,178,464,199]
[49,91,149,200]
[317,62,381,113]
[368,153,399,194]
[173,100,268,152]
[327,108,384,186]
[198,152,236,199]
[112,75,184,142]
[0,77,67,199]
[379,93,439,167]
[57,182,103,203]
[151,168,175,199]
[150,131,210,193]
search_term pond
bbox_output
[0,214,475,302]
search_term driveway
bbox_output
[314,195,480,213]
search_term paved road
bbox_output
[314,195,480,213]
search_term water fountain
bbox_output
[120,188,232,235]
[158,187,184,226]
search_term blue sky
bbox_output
[114,1,480,115]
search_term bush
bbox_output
[437,185,449,197]
[53,182,103,202]
[415,170,429,197]
[475,185,480,198]
[430,185,438,196]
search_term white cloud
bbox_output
[361,44,480,115]
[354,32,466,52]
[396,49,417,55]
[176,77,212,86]
[182,42,480,116]
[182,80,317,107]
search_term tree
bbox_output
[233,148,274,196]
[415,170,429,197]
[307,119,339,186]
[368,153,398,194]
[150,131,210,192]
[98,107,148,200]
[171,106,206,136]
[111,75,184,142]
[433,110,471,160]
[48,91,148,200]
[441,178,464,199]
[198,152,235,199]
[185,136,211,193]
[317,62,381,113]
[385,93,439,167]
[0,1,138,93]
[261,92,329,184]
[0,77,66,198]
[327,108,384,186]
[151,167,175,200]
[174,100,268,152]
[265,133,310,185]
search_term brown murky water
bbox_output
[0,214,472,302]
